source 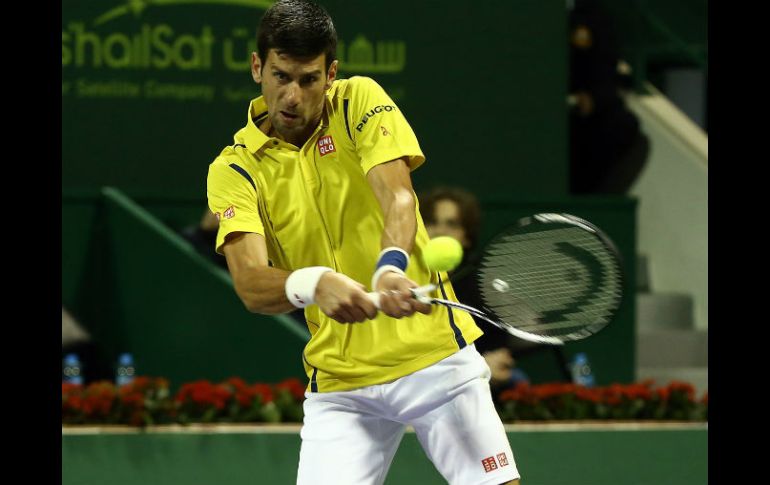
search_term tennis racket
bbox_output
[370,213,624,345]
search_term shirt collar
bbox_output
[241,95,332,153]
[242,97,272,153]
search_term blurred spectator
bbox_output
[180,210,228,270]
[568,0,649,195]
[420,187,553,397]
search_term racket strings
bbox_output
[478,225,622,339]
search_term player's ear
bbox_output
[251,52,262,83]
[325,60,338,90]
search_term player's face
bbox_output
[252,49,338,146]
[426,199,470,249]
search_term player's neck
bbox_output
[261,115,323,148]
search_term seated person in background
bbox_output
[418,187,532,396]
[180,210,228,270]
[568,0,649,195]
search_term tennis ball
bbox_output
[423,236,464,272]
[492,278,510,292]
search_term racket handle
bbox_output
[367,292,381,308]
[366,284,437,308]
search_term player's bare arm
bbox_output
[367,158,432,318]
[222,231,295,314]
[224,231,376,323]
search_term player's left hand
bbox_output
[375,272,432,318]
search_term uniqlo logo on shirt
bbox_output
[317,135,336,156]
[224,206,235,219]
[497,453,509,467]
[481,456,498,473]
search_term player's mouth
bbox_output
[279,111,299,123]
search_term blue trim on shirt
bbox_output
[228,163,256,192]
[310,368,318,392]
[343,99,352,140]
[438,274,467,349]
[303,353,319,393]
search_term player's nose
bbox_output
[284,83,301,108]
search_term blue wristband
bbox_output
[371,247,410,290]
[376,248,409,272]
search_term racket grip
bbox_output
[367,292,381,308]
[366,284,437,309]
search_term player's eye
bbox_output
[301,76,318,86]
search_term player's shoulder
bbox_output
[331,76,384,98]
[209,124,249,162]
[209,142,250,176]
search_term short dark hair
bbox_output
[419,186,482,250]
[257,0,338,71]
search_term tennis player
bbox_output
[206,1,520,483]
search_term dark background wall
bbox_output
[62,0,567,197]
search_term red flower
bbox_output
[62,382,84,415]
[226,377,249,392]
[621,383,652,401]
[251,383,274,404]
[235,389,256,407]
[80,381,117,418]
[574,386,601,403]
[497,388,520,402]
[62,382,82,395]
[275,378,306,401]
[668,381,696,401]
[175,380,232,410]
[120,391,145,409]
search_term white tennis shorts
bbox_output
[296,344,520,485]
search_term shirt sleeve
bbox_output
[206,159,265,255]
[347,76,426,174]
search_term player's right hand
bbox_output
[315,272,378,323]
[375,271,433,319]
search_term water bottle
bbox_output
[570,352,595,387]
[63,353,84,385]
[116,353,136,387]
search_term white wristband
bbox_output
[371,265,406,291]
[285,267,334,308]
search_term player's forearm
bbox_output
[367,159,418,255]
[380,189,417,253]
[230,264,296,314]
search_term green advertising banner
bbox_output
[63,0,567,198]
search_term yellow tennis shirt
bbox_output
[207,76,482,392]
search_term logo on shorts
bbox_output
[481,456,498,473]
[497,453,509,467]
[317,135,336,156]
[223,206,235,219]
